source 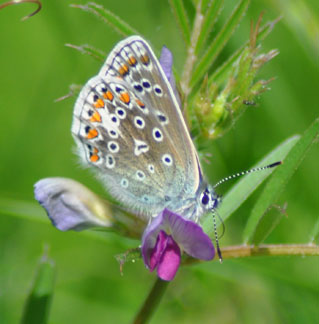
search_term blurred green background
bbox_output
[0,1,318,323]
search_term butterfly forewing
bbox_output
[72,36,201,219]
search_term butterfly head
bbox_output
[198,185,220,212]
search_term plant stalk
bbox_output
[132,278,169,324]
[183,243,319,265]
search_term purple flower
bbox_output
[159,46,181,106]
[34,179,214,281]
[34,178,146,238]
[159,46,173,83]
[34,178,114,231]
[142,209,215,281]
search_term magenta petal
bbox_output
[150,230,168,271]
[157,235,181,281]
[142,211,166,269]
[142,209,215,274]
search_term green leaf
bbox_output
[201,0,211,11]
[190,0,250,88]
[65,43,106,62]
[243,118,319,244]
[208,17,280,85]
[168,0,191,46]
[71,2,138,37]
[203,135,299,235]
[195,0,224,56]
[21,253,56,324]
[0,197,44,223]
[251,203,287,245]
[309,217,319,243]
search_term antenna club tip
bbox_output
[269,161,282,168]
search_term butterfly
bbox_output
[71,35,219,223]
[35,36,281,280]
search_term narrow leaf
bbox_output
[71,2,138,37]
[251,203,287,245]
[195,0,224,55]
[190,0,250,88]
[243,118,319,244]
[21,253,56,324]
[201,0,211,11]
[65,43,106,62]
[203,135,299,234]
[168,0,191,46]
[309,217,319,243]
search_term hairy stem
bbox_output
[181,0,204,106]
[132,278,169,324]
[183,243,319,265]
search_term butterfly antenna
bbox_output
[213,161,282,189]
[212,209,223,263]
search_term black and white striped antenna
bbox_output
[211,210,223,262]
[213,161,282,189]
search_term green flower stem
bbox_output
[183,243,319,265]
[132,278,169,324]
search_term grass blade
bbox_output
[195,0,224,55]
[71,2,138,37]
[203,135,300,234]
[251,204,287,245]
[169,0,191,46]
[21,253,56,324]
[190,0,250,88]
[310,217,319,243]
[243,118,319,244]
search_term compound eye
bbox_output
[201,192,210,205]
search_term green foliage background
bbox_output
[0,0,318,323]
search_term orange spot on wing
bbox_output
[90,111,102,123]
[119,92,130,104]
[136,99,145,108]
[128,56,137,66]
[140,54,150,65]
[103,90,114,101]
[94,98,105,108]
[93,147,99,154]
[119,64,129,76]
[90,154,99,162]
[87,128,98,139]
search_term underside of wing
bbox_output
[72,36,201,219]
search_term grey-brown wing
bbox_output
[72,36,201,219]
